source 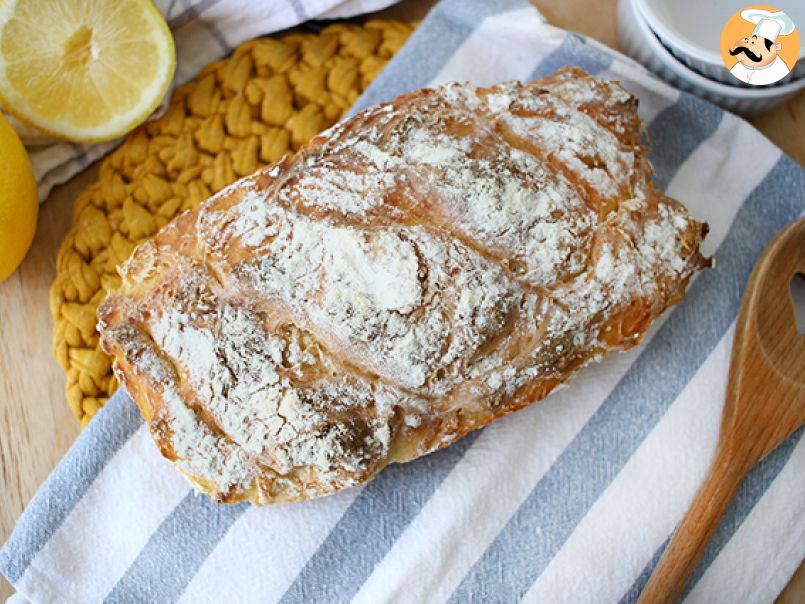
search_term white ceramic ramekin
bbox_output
[635,0,805,84]
[617,0,805,117]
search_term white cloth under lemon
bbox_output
[10,0,398,202]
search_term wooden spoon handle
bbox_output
[637,448,747,604]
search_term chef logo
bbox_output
[720,5,799,86]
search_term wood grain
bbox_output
[638,220,805,603]
[0,164,98,599]
[1,0,803,599]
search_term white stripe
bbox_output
[177,487,360,603]
[427,7,555,87]
[685,437,805,604]
[664,113,782,257]
[15,427,189,603]
[521,323,733,603]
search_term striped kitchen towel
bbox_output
[15,0,398,201]
[3,0,805,602]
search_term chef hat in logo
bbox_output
[741,9,796,43]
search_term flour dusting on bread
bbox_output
[98,68,709,504]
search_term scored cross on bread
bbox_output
[98,67,710,504]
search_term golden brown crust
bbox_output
[98,67,710,504]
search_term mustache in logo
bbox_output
[730,46,763,62]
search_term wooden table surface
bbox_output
[1,0,803,600]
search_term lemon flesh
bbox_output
[0,0,175,142]
[0,112,38,282]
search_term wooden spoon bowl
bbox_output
[638,218,805,603]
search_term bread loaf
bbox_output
[98,67,710,504]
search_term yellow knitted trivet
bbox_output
[50,20,415,426]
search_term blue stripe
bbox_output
[201,20,230,54]
[620,426,805,603]
[285,0,307,23]
[448,157,805,603]
[278,433,480,604]
[349,0,530,116]
[167,0,224,29]
[646,94,723,191]
[104,494,247,603]
[0,389,142,584]
[528,32,613,80]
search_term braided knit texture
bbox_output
[50,20,415,426]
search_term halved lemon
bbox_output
[0,0,175,143]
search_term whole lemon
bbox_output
[0,112,38,282]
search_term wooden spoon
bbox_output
[638,218,805,604]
